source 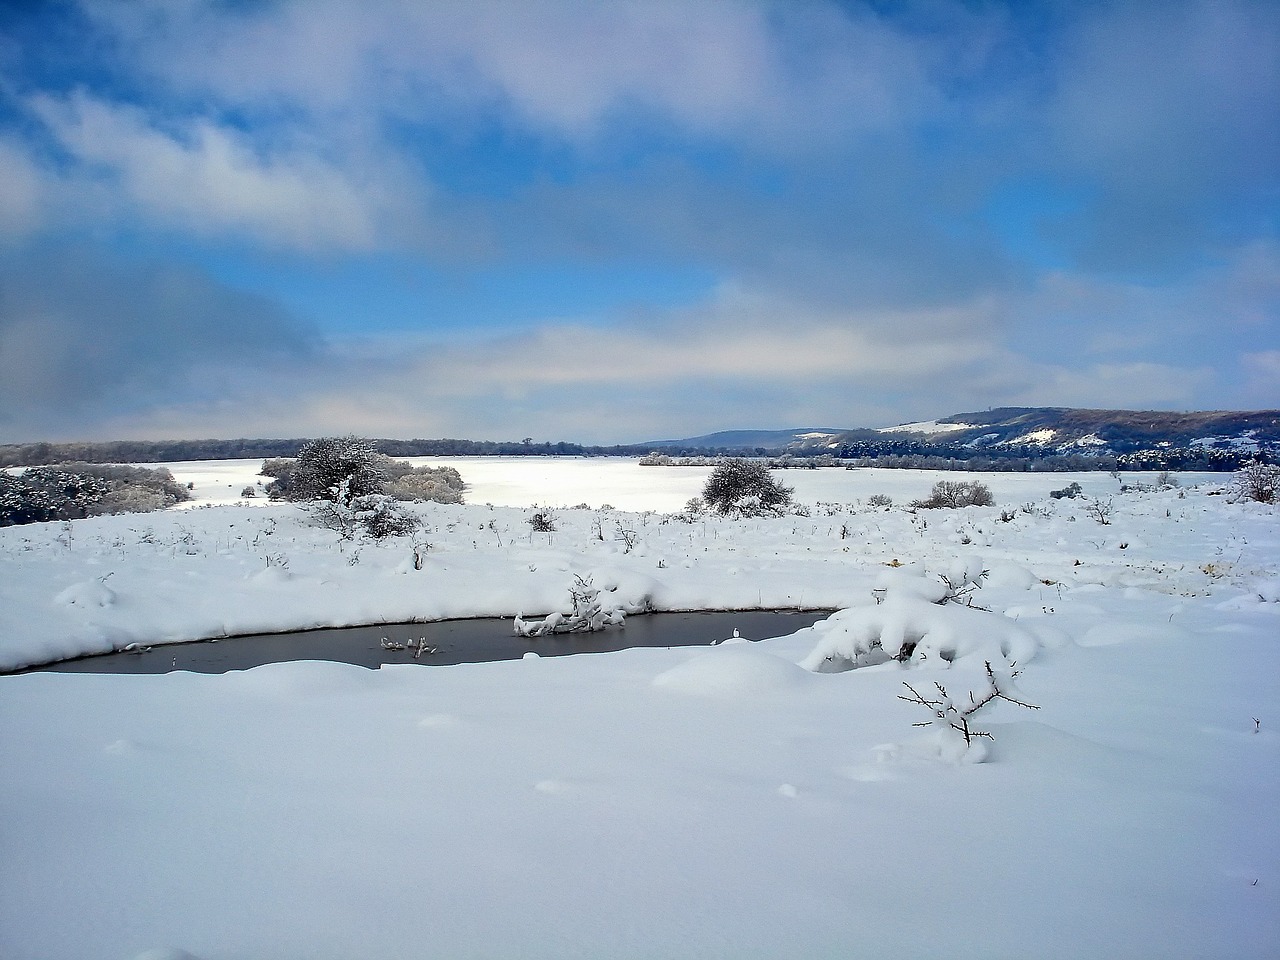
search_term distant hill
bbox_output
[644,428,852,451]
[869,407,1280,453]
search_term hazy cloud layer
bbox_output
[0,0,1275,442]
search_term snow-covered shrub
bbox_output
[265,436,385,502]
[1234,461,1278,503]
[528,507,557,533]
[514,575,625,636]
[1085,498,1114,525]
[1050,482,1082,500]
[379,461,465,504]
[867,493,893,508]
[899,661,1039,758]
[309,488,421,541]
[911,480,994,510]
[800,593,1038,673]
[701,459,793,518]
[240,485,257,498]
[0,463,188,526]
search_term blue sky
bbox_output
[0,0,1276,444]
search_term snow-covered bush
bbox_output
[0,463,189,526]
[867,493,893,508]
[264,439,465,505]
[1050,482,1082,500]
[801,573,1038,672]
[381,464,465,504]
[899,661,1039,759]
[265,436,385,502]
[514,575,625,636]
[911,480,994,510]
[701,458,793,518]
[310,490,421,541]
[528,507,557,533]
[1234,461,1278,503]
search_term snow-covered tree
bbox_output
[266,436,385,503]
[700,459,793,518]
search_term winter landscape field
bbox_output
[2,458,1277,960]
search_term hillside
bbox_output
[873,407,1280,453]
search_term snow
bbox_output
[2,459,1278,959]
[1013,428,1058,444]
[876,419,976,435]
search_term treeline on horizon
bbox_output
[1,435,1268,472]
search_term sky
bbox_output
[0,0,1277,445]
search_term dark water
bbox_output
[33,610,831,675]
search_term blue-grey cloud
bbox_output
[0,247,321,440]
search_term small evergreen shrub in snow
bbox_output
[701,459,794,518]
[911,480,994,510]
[867,493,893,508]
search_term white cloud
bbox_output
[79,0,941,144]
[0,138,47,241]
[27,91,418,252]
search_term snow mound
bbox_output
[652,646,814,699]
[1255,576,1280,603]
[984,563,1038,590]
[54,579,117,608]
[800,596,1039,672]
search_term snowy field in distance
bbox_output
[1,458,1277,960]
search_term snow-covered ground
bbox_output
[2,460,1277,959]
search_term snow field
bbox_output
[1,461,1277,959]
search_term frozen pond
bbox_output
[32,610,831,675]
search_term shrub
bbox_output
[1234,461,1279,503]
[264,443,465,505]
[701,458,794,518]
[1050,482,1082,500]
[265,436,385,502]
[867,493,893,508]
[911,480,994,510]
[381,464,465,504]
[528,507,557,533]
[310,493,421,541]
[0,463,189,526]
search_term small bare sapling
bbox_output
[899,660,1039,752]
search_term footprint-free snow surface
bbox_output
[1,461,1276,959]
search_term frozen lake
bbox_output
[162,455,1226,513]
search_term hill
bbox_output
[872,407,1280,454]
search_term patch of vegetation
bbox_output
[701,458,794,518]
[0,463,190,526]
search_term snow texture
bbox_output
[1,459,1277,960]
